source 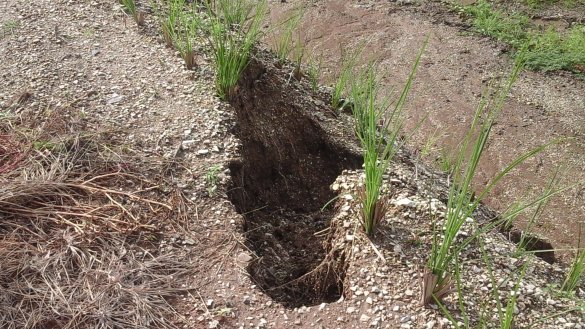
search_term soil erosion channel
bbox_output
[227,56,362,307]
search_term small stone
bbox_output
[405,289,414,297]
[392,305,400,311]
[400,316,411,323]
[394,198,415,207]
[360,314,371,322]
[197,149,209,155]
[236,252,252,265]
[346,306,356,314]
[106,94,124,104]
[209,320,219,328]
[366,297,373,304]
[393,244,402,254]
[258,318,267,328]
[426,320,436,328]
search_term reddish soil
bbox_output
[268,0,585,263]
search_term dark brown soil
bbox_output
[227,53,362,307]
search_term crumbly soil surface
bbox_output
[0,0,584,329]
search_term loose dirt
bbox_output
[227,53,362,307]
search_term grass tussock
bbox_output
[206,0,267,100]
[272,6,305,66]
[0,107,193,329]
[351,41,426,235]
[120,0,145,25]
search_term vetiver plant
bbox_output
[120,0,145,26]
[351,42,426,235]
[422,57,557,304]
[273,6,304,66]
[205,0,267,100]
[332,47,361,110]
[562,225,585,292]
[307,54,322,92]
[175,3,201,69]
[153,0,185,48]
[434,237,529,329]
[291,34,305,80]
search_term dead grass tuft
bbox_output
[0,104,194,329]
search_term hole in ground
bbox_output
[507,229,555,264]
[227,54,361,308]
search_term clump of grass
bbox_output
[512,168,562,255]
[525,25,585,72]
[463,0,529,47]
[175,4,202,69]
[434,238,529,329]
[153,0,185,48]
[351,42,426,235]
[307,54,323,92]
[523,0,585,8]
[437,147,456,175]
[120,0,145,25]
[419,128,441,160]
[562,226,585,292]
[205,165,221,196]
[462,1,585,73]
[291,35,305,80]
[273,6,304,65]
[332,47,361,110]
[152,0,201,68]
[1,19,20,38]
[206,0,267,100]
[423,58,556,303]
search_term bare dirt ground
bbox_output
[268,0,585,263]
[1,0,584,328]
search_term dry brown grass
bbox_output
[0,105,195,329]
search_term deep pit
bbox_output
[227,54,361,307]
